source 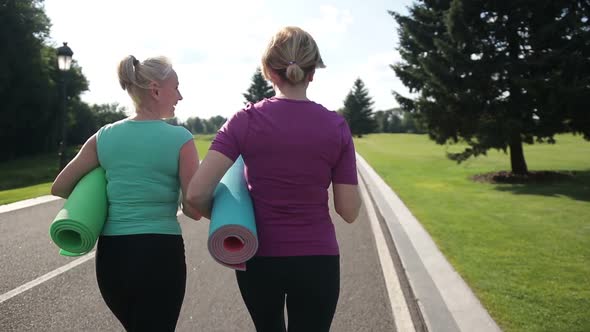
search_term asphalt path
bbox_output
[0,196,398,331]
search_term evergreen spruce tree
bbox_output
[243,67,275,103]
[342,78,377,137]
[392,0,590,174]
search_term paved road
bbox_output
[0,195,399,331]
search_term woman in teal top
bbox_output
[51,55,200,332]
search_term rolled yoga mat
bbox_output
[49,167,107,257]
[208,156,258,271]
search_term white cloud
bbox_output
[304,5,354,48]
[358,50,410,111]
[308,50,410,112]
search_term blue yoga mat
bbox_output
[49,167,107,256]
[208,156,258,270]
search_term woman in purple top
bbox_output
[188,26,361,331]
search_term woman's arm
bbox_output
[178,139,201,221]
[186,150,234,219]
[333,183,361,223]
[332,119,360,223]
[51,134,100,198]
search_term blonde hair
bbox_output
[117,55,173,107]
[261,26,325,85]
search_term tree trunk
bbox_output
[509,134,528,175]
[506,14,528,176]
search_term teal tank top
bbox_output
[96,119,194,236]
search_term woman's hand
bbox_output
[181,200,203,221]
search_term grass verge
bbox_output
[355,133,590,332]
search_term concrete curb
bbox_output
[356,153,502,332]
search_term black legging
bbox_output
[96,234,187,332]
[236,255,340,332]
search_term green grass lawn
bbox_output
[355,133,590,332]
[0,135,214,205]
[0,153,59,191]
[194,134,215,158]
[0,153,59,205]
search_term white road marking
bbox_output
[359,178,416,332]
[0,195,61,214]
[0,209,184,304]
[0,252,96,304]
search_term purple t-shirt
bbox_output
[210,97,357,257]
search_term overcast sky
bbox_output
[44,0,414,121]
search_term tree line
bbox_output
[165,115,227,135]
[338,78,425,137]
[173,67,420,137]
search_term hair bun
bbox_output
[131,55,140,66]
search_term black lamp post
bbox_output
[56,42,73,171]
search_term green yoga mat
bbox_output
[208,156,258,270]
[49,167,107,256]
